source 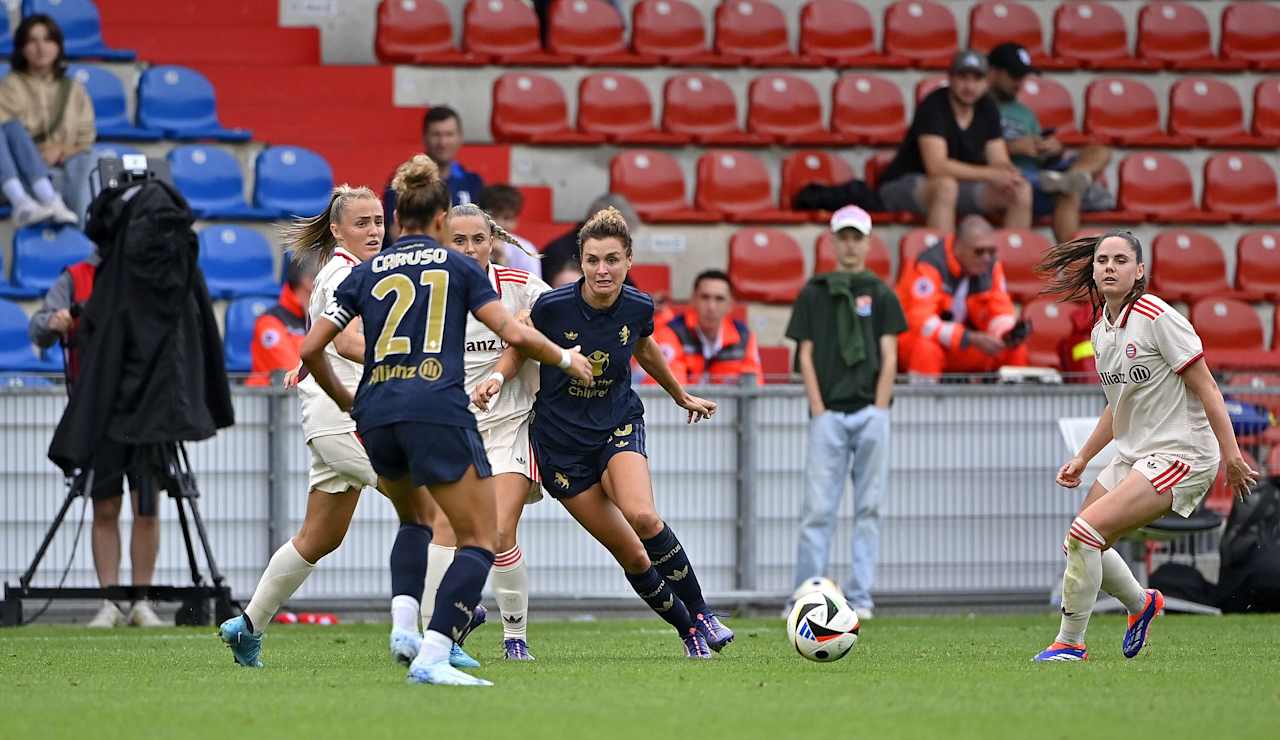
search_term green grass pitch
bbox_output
[2,614,1278,739]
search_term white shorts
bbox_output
[480,416,542,504]
[1096,452,1218,517]
[307,432,378,494]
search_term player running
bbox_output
[518,206,732,659]
[1032,231,1257,662]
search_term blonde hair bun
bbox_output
[392,154,440,195]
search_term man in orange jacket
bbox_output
[650,270,762,385]
[895,215,1029,379]
[247,258,316,386]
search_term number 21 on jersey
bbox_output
[370,270,449,361]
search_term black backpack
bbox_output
[1216,478,1280,612]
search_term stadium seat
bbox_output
[462,0,570,64]
[968,1,1069,69]
[899,228,946,266]
[747,74,845,145]
[23,0,134,60]
[491,73,604,145]
[992,228,1049,301]
[0,299,60,372]
[609,150,719,223]
[831,74,907,145]
[882,0,957,69]
[695,151,807,223]
[168,146,277,220]
[69,65,160,141]
[1202,153,1280,221]
[1136,2,1246,71]
[1252,80,1280,139]
[578,73,687,145]
[1149,229,1238,302]
[549,0,659,65]
[800,0,904,67]
[780,151,853,212]
[714,0,819,67]
[1052,2,1158,70]
[813,231,892,281]
[91,142,142,163]
[1235,231,1280,300]
[1190,298,1265,352]
[1116,153,1226,223]
[662,73,770,146]
[758,345,791,382]
[727,228,807,303]
[628,263,671,299]
[10,226,94,296]
[198,226,279,300]
[1169,78,1276,148]
[253,146,334,218]
[1083,78,1192,147]
[0,12,10,56]
[224,295,275,373]
[1020,298,1075,369]
[375,0,484,65]
[1221,2,1280,71]
[914,75,947,104]
[631,0,737,66]
[863,150,895,190]
[137,66,251,142]
[1018,76,1085,145]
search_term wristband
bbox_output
[557,348,572,369]
[486,371,505,388]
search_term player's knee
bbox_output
[925,175,958,205]
[626,509,664,540]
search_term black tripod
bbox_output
[0,441,237,627]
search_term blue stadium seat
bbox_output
[10,226,93,296]
[198,226,278,299]
[167,146,276,220]
[223,295,274,373]
[253,146,334,218]
[69,65,160,141]
[0,299,61,372]
[0,373,54,387]
[23,0,135,60]
[137,66,251,142]
[0,14,11,56]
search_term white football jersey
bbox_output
[298,248,365,441]
[464,264,550,429]
[1091,293,1216,466]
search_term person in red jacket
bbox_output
[246,258,316,386]
[650,270,762,385]
[895,215,1029,379]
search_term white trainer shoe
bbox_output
[12,200,51,228]
[127,601,166,627]
[45,197,79,225]
[88,599,125,628]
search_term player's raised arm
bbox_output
[472,300,593,384]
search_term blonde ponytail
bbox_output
[280,184,378,265]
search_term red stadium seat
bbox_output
[968,1,1069,69]
[1149,229,1237,302]
[1221,2,1280,71]
[610,150,720,223]
[1018,76,1085,145]
[375,0,483,65]
[491,73,604,144]
[629,263,672,299]
[1169,77,1276,148]
[1235,231,1280,300]
[1203,153,1280,221]
[632,0,737,66]
[898,228,946,266]
[1053,2,1159,70]
[548,0,659,65]
[882,0,957,69]
[1116,153,1226,223]
[728,228,807,303]
[1270,445,1280,478]
[814,231,892,280]
[1020,298,1076,368]
[831,73,906,145]
[758,345,792,382]
[780,151,853,211]
[863,150,895,189]
[1084,78,1193,147]
[747,74,845,145]
[662,73,770,146]
[1252,80,1280,139]
[914,75,947,104]
[578,73,688,144]
[696,151,808,223]
[1191,298,1265,351]
[800,0,904,67]
[1137,2,1246,70]
[463,0,571,64]
[992,228,1049,301]
[714,0,819,67]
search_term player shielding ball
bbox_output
[1033,231,1258,662]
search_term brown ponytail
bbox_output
[392,154,450,234]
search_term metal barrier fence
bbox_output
[1,381,1273,605]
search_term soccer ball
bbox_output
[787,590,860,662]
[791,576,843,603]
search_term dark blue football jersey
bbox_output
[530,279,654,448]
[324,235,498,431]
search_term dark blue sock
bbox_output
[642,523,709,616]
[426,545,494,643]
[625,566,694,634]
[389,523,433,600]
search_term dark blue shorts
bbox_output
[359,422,492,487]
[531,420,647,499]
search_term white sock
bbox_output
[391,594,420,633]
[418,629,452,664]
[30,177,57,204]
[2,178,35,209]
[1100,547,1147,614]
[1056,517,1105,646]
[244,540,316,634]
[420,544,455,628]
[492,545,529,641]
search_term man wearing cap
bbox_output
[877,50,1031,232]
[786,206,907,620]
[987,42,1112,242]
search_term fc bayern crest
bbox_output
[1125,342,1137,359]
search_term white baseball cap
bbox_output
[829,205,872,236]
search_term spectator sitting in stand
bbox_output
[383,105,484,242]
[648,269,761,385]
[247,257,317,386]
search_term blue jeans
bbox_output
[0,119,50,192]
[794,406,891,609]
[49,149,99,222]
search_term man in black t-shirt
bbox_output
[878,50,1031,233]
